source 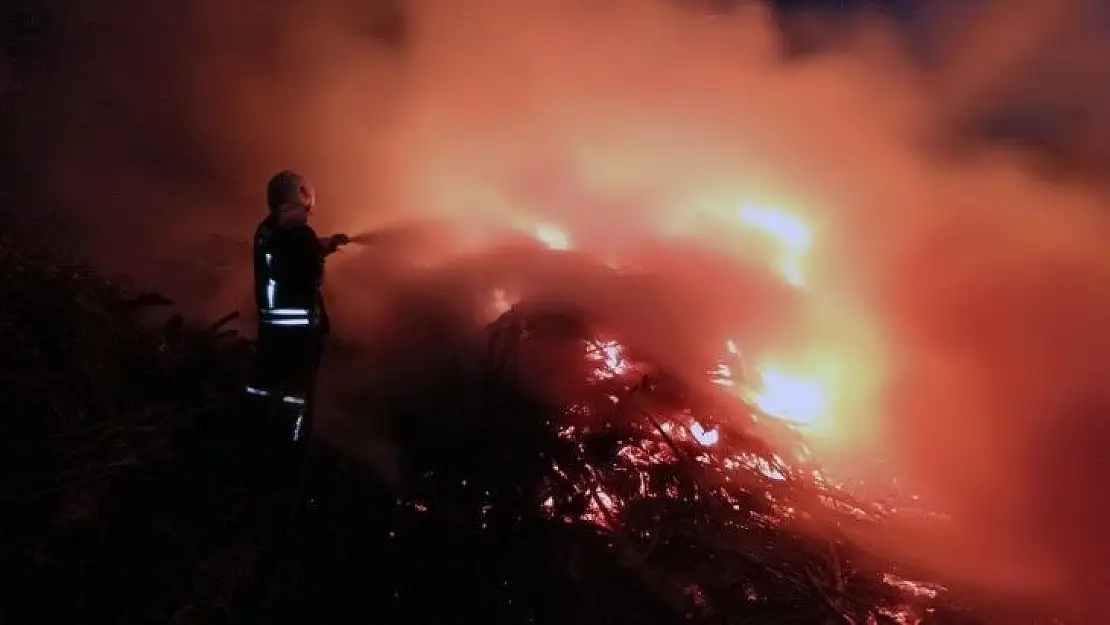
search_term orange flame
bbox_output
[534,224,571,250]
[752,365,829,427]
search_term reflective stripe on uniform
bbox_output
[246,388,310,404]
[293,414,305,441]
[261,307,311,316]
[259,306,312,327]
[263,317,310,326]
[286,396,307,441]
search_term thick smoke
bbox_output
[7,0,1110,619]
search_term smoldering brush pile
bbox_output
[392,304,1066,625]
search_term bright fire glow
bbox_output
[752,365,829,428]
[712,339,845,436]
[504,200,876,448]
[735,201,812,287]
[534,224,571,250]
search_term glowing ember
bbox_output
[583,488,621,529]
[689,421,719,446]
[585,339,630,379]
[882,573,945,600]
[534,223,571,250]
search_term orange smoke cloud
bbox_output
[354,1,1110,617]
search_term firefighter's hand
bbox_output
[321,233,351,256]
[326,234,351,252]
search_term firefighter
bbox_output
[237,171,352,618]
[244,170,350,451]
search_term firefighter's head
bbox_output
[266,170,316,218]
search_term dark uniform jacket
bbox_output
[253,209,331,334]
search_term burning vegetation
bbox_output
[345,208,1057,624]
[365,208,1064,624]
[395,300,951,625]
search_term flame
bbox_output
[728,203,836,430]
[512,201,880,449]
[735,201,813,287]
[752,365,829,428]
[711,340,839,434]
[534,223,571,250]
